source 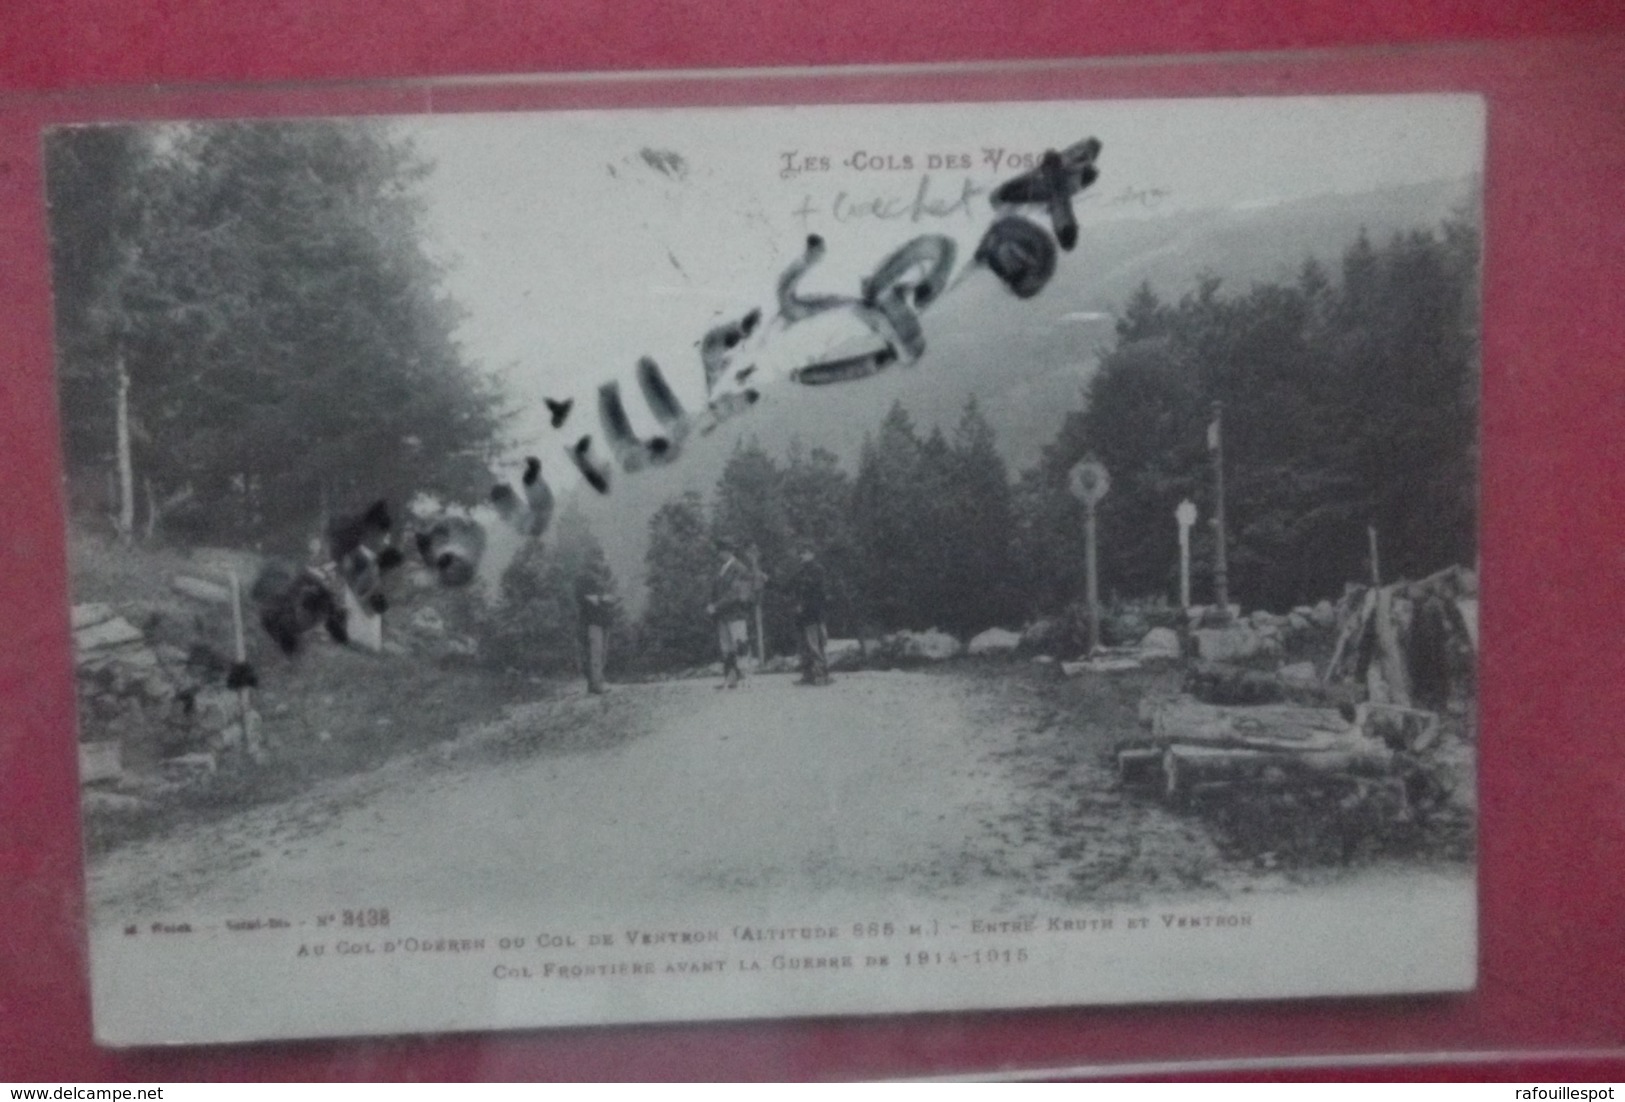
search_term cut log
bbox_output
[1371,586,1413,707]
[1402,564,1477,603]
[1183,661,1285,705]
[1148,695,1360,752]
[1161,742,1394,803]
[1118,747,1164,786]
[1455,598,1478,649]
[1323,587,1376,686]
[74,616,144,652]
[171,574,233,605]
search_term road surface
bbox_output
[93,668,1192,928]
[84,666,1478,1046]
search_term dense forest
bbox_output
[599,214,1481,667]
[48,121,506,552]
[49,121,1478,672]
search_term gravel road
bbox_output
[90,667,1244,927]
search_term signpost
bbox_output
[1069,458,1110,654]
[1209,401,1231,621]
[1175,499,1197,610]
[747,544,766,665]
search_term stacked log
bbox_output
[1323,565,1477,710]
[1122,694,1395,803]
[1183,661,1361,709]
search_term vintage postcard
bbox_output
[49,93,1483,1046]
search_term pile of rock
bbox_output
[73,603,262,799]
[876,628,962,661]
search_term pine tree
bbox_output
[1020,217,1480,613]
[942,396,1019,634]
[641,491,716,665]
[45,120,506,549]
[491,503,617,674]
[779,440,857,635]
[851,402,929,632]
[710,439,788,655]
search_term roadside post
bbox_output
[1069,457,1110,654]
[1175,498,1197,610]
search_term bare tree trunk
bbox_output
[114,349,135,542]
[143,476,157,543]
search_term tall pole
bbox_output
[748,545,766,664]
[1176,499,1196,611]
[1210,400,1230,620]
[1367,525,1381,588]
[1070,457,1110,654]
[1084,496,1101,653]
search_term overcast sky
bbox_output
[405,94,1483,483]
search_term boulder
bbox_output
[1287,612,1311,633]
[79,740,123,785]
[1279,661,1318,684]
[967,628,1022,656]
[896,629,961,660]
[1312,600,1337,628]
[1100,610,1150,647]
[1248,610,1277,629]
[1193,624,1266,663]
[410,606,447,636]
[161,751,218,782]
[826,639,865,670]
[1137,627,1182,661]
[1019,618,1062,651]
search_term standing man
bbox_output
[793,544,831,686]
[707,540,755,690]
[574,565,615,695]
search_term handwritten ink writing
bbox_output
[795,175,987,229]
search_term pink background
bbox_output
[1,1,1622,1081]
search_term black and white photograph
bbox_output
[47,95,1483,1046]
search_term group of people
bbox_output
[705,540,831,690]
[572,539,832,695]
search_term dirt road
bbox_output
[86,664,1479,1045]
[95,668,1163,928]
